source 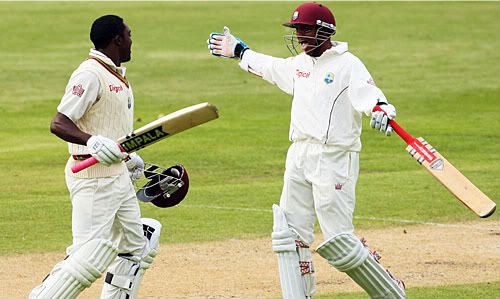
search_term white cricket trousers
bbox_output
[280,141,359,245]
[65,172,145,256]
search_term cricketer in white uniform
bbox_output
[30,15,161,299]
[209,2,405,299]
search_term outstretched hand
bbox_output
[208,26,249,59]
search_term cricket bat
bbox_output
[373,106,496,218]
[72,102,219,173]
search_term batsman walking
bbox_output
[208,2,405,298]
[30,15,162,299]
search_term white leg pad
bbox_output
[316,233,405,299]
[272,204,314,299]
[29,239,118,299]
[101,218,162,299]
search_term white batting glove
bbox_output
[207,26,249,59]
[370,103,396,136]
[125,152,144,181]
[86,135,124,166]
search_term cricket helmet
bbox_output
[283,2,336,33]
[283,2,336,56]
[136,163,189,208]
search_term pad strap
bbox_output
[101,218,162,299]
[105,272,134,290]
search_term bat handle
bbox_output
[372,105,415,145]
[71,145,126,173]
[71,156,98,173]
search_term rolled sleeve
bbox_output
[57,71,101,122]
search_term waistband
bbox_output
[72,154,92,160]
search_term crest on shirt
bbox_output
[367,77,376,86]
[72,84,85,97]
[324,72,334,84]
[128,96,132,109]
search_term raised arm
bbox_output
[208,26,296,95]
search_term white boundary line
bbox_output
[180,204,500,232]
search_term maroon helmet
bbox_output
[283,2,336,32]
[136,163,189,208]
[283,2,336,56]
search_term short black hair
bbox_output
[90,15,125,49]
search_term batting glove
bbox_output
[208,26,249,59]
[125,152,145,181]
[86,135,124,166]
[370,103,396,136]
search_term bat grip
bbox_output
[71,145,126,173]
[372,105,414,145]
[71,156,98,173]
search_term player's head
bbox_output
[283,2,336,57]
[90,15,132,63]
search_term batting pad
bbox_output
[297,240,316,297]
[29,239,118,299]
[316,233,405,299]
[272,204,308,299]
[101,218,162,299]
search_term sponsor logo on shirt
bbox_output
[109,84,124,93]
[296,69,310,79]
[324,72,334,84]
[72,84,85,97]
[335,183,343,190]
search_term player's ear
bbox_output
[113,34,123,46]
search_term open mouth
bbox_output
[299,39,313,50]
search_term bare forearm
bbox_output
[50,112,91,145]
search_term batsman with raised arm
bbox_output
[208,2,405,299]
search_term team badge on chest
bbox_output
[324,72,334,84]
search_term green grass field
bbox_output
[0,2,499,298]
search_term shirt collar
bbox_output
[89,49,127,77]
[303,41,349,62]
[317,41,349,60]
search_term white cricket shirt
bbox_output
[58,49,134,178]
[239,42,387,152]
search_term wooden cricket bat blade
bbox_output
[372,105,496,218]
[409,141,497,218]
[71,102,219,173]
